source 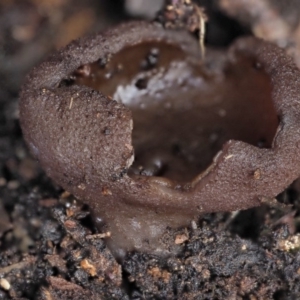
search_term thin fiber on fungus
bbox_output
[20,21,300,258]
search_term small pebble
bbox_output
[0,178,7,187]
[7,180,20,190]
[0,278,11,291]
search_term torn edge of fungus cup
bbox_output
[20,20,300,259]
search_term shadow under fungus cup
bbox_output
[20,21,300,258]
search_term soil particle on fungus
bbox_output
[156,0,207,32]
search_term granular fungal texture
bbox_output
[20,20,300,258]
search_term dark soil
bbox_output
[0,1,300,299]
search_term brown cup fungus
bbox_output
[20,21,300,258]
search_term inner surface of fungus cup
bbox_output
[20,21,300,258]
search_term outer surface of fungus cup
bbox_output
[20,21,300,258]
